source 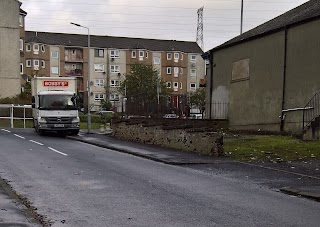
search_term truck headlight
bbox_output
[38,117,47,123]
[72,117,80,123]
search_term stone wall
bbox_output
[112,119,226,156]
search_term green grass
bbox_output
[224,135,320,162]
[0,119,33,128]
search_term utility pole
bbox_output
[240,0,244,34]
[196,7,204,50]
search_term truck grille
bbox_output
[45,117,73,124]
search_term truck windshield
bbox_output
[39,95,77,110]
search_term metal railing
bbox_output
[0,104,33,128]
[302,92,319,130]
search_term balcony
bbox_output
[65,69,83,77]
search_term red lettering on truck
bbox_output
[43,81,69,86]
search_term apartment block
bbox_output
[24,31,204,112]
[0,0,23,98]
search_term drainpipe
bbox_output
[280,27,288,131]
[208,51,214,119]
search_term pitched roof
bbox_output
[213,0,320,51]
[25,31,203,53]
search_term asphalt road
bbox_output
[0,128,320,227]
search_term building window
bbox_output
[94,64,105,72]
[190,69,196,76]
[94,93,105,101]
[110,65,120,73]
[146,51,149,58]
[110,50,120,58]
[51,51,59,59]
[174,53,179,61]
[51,66,58,74]
[41,45,45,52]
[110,80,120,87]
[139,51,144,58]
[190,83,196,91]
[26,44,31,52]
[26,60,31,68]
[166,82,171,88]
[33,44,39,52]
[132,50,136,58]
[41,60,45,68]
[95,49,104,58]
[33,60,39,68]
[72,50,76,55]
[110,94,120,101]
[173,82,178,88]
[20,63,23,74]
[19,15,23,27]
[72,64,76,70]
[180,82,183,89]
[180,68,183,74]
[94,79,105,87]
[19,39,23,51]
[181,52,184,60]
[167,53,172,60]
[153,57,160,64]
[174,67,179,75]
[191,54,197,62]
[167,67,171,75]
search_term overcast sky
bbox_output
[19,0,309,51]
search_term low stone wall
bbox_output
[112,119,225,156]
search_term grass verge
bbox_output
[224,135,320,162]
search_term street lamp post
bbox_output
[240,0,244,34]
[70,22,91,133]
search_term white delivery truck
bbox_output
[31,77,80,135]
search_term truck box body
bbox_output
[31,77,80,135]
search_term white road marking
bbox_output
[48,147,68,156]
[1,129,11,133]
[14,134,25,139]
[29,140,44,146]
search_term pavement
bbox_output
[67,129,320,202]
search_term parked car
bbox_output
[164,114,179,119]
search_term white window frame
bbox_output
[110,94,120,101]
[94,93,105,101]
[110,65,120,73]
[173,82,178,88]
[26,44,31,52]
[33,44,39,52]
[191,54,197,62]
[19,39,23,51]
[94,79,105,87]
[180,68,183,74]
[174,67,179,74]
[167,53,172,60]
[33,60,39,68]
[167,67,171,75]
[181,52,184,60]
[174,53,179,61]
[190,69,196,76]
[41,45,45,52]
[41,60,45,68]
[180,82,183,89]
[153,57,160,64]
[94,49,104,58]
[72,49,76,55]
[190,83,196,90]
[110,50,120,58]
[110,80,120,87]
[20,63,23,74]
[139,50,144,58]
[166,82,171,88]
[51,66,58,74]
[51,51,59,59]
[94,64,105,72]
[132,50,136,58]
[26,60,31,68]
[146,51,149,58]
[19,15,23,27]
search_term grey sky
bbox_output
[20,0,309,51]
